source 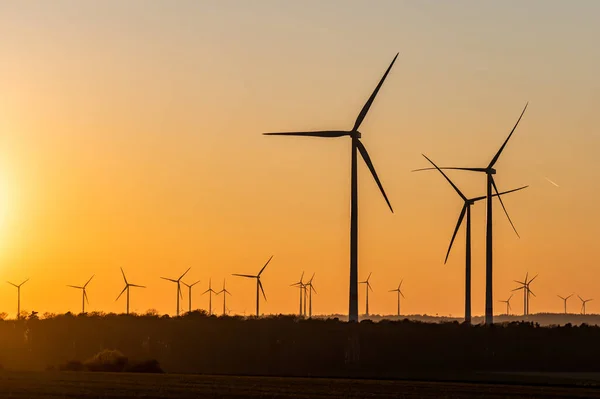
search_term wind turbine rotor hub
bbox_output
[487,168,497,175]
[351,131,362,139]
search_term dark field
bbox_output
[1,371,600,399]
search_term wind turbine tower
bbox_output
[557,294,573,314]
[182,279,201,313]
[217,279,232,316]
[67,275,94,314]
[116,268,145,315]
[7,279,29,320]
[233,255,273,317]
[264,55,398,322]
[202,279,217,315]
[389,280,405,317]
[359,273,373,317]
[161,268,191,316]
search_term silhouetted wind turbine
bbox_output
[415,103,529,325]
[579,295,593,315]
[422,154,527,324]
[116,268,145,315]
[499,294,513,315]
[359,273,373,317]
[182,280,200,313]
[264,54,398,322]
[202,279,218,315]
[291,272,305,317]
[389,280,405,317]
[161,268,190,316]
[7,279,29,320]
[232,255,273,317]
[217,279,231,316]
[67,275,94,314]
[513,273,537,316]
[557,294,573,314]
[306,273,316,318]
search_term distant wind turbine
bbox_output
[421,154,527,324]
[389,280,405,317]
[232,255,273,317]
[116,268,145,315]
[264,54,398,322]
[161,268,190,316]
[217,279,232,316]
[557,294,573,314]
[7,279,29,320]
[67,275,94,314]
[290,272,305,317]
[499,294,513,315]
[202,279,217,315]
[182,279,201,313]
[359,273,373,317]
[579,295,593,315]
[513,273,537,316]
[415,103,529,325]
[306,273,317,318]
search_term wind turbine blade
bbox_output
[514,280,525,285]
[191,280,200,287]
[422,154,467,201]
[120,268,128,284]
[357,140,393,213]
[566,294,573,299]
[258,255,274,276]
[84,275,95,288]
[116,286,127,301]
[263,130,349,138]
[491,177,520,238]
[67,285,82,289]
[367,272,372,281]
[161,277,178,283]
[389,289,396,292]
[84,290,89,304]
[352,53,399,131]
[311,284,317,294]
[300,271,304,283]
[578,295,584,302]
[529,289,536,297]
[7,281,17,288]
[368,282,373,292]
[129,284,145,288]
[494,185,529,197]
[512,286,525,292]
[525,272,529,283]
[401,291,405,299]
[488,102,528,168]
[528,274,538,284]
[557,295,565,300]
[444,204,467,263]
[508,294,513,301]
[308,273,315,284]
[258,280,267,301]
[412,167,488,173]
[232,274,256,279]
[21,278,30,286]
[178,267,191,281]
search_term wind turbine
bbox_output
[578,295,593,315]
[415,103,529,325]
[7,279,29,320]
[557,294,573,314]
[232,255,273,317]
[116,268,145,315]
[264,54,398,322]
[513,273,537,316]
[359,273,373,317]
[181,279,201,313]
[67,275,94,314]
[389,280,405,317]
[498,294,513,315]
[422,154,527,324]
[161,268,190,316]
[290,272,305,317]
[306,273,317,318]
[217,279,232,316]
[202,279,217,315]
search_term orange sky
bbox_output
[0,1,599,318]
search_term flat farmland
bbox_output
[0,371,600,398]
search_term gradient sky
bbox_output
[0,1,599,318]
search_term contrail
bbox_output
[545,177,559,187]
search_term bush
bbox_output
[125,359,164,373]
[84,349,128,372]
